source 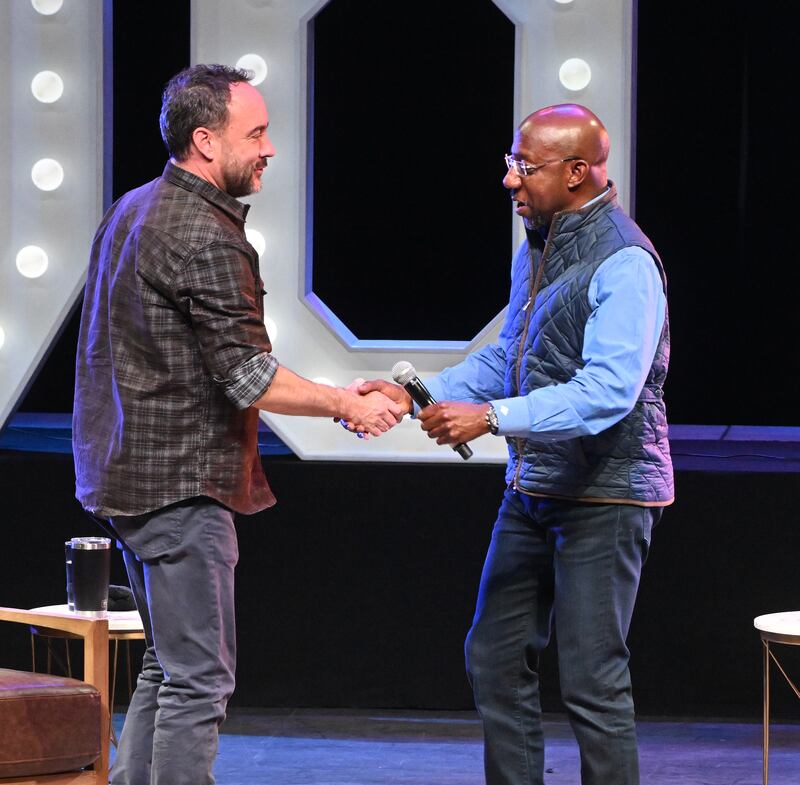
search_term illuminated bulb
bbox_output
[312,377,335,387]
[31,70,64,103]
[16,246,49,279]
[31,0,63,14]
[245,228,266,257]
[0,325,5,350]
[236,54,268,86]
[264,315,277,341]
[553,0,574,4]
[559,58,591,91]
[31,158,64,191]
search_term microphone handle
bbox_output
[403,379,473,461]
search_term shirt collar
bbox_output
[578,184,612,211]
[162,161,251,224]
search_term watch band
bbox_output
[485,404,499,435]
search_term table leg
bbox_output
[126,640,133,699]
[110,638,119,747]
[763,640,770,785]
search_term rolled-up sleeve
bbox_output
[220,350,279,410]
[174,239,278,409]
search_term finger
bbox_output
[420,417,439,433]
[357,380,383,394]
[417,404,438,421]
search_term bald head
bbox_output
[504,104,612,230]
[520,104,609,186]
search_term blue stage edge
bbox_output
[1,415,799,472]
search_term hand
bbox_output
[357,379,413,415]
[340,389,404,437]
[337,378,368,439]
[418,401,491,445]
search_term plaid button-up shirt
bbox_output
[73,162,278,517]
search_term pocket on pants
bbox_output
[111,503,185,561]
[640,507,660,564]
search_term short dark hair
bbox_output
[159,64,252,161]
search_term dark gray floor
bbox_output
[111,709,799,784]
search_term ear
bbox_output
[191,126,215,161]
[566,159,589,190]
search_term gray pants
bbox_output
[108,497,238,785]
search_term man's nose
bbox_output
[503,169,520,190]
[261,133,276,159]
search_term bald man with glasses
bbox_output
[359,104,673,785]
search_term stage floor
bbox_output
[111,708,799,784]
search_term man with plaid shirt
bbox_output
[73,64,401,785]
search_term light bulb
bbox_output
[312,377,335,387]
[264,315,277,341]
[16,245,49,278]
[31,0,63,14]
[31,70,64,103]
[559,58,591,91]
[236,54,268,86]
[245,228,266,257]
[31,158,64,191]
[0,325,5,349]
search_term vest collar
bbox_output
[548,181,618,243]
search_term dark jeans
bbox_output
[106,497,238,785]
[465,489,660,785]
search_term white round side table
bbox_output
[753,611,800,785]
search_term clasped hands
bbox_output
[336,379,491,444]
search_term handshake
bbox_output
[335,377,410,439]
[334,363,492,456]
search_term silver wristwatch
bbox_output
[485,404,499,435]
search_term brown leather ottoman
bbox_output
[0,667,101,778]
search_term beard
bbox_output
[221,150,261,198]
[524,211,547,232]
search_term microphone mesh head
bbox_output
[392,360,416,385]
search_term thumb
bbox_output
[357,380,384,395]
[345,377,366,393]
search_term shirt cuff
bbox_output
[490,396,530,437]
[219,351,279,410]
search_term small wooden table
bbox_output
[753,611,800,785]
[30,604,145,746]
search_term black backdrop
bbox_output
[1,452,798,719]
[4,0,800,720]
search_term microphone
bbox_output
[392,361,473,461]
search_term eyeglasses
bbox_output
[504,154,581,177]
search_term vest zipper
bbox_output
[512,237,551,491]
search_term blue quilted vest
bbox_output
[504,185,674,505]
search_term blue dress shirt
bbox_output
[426,245,666,442]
